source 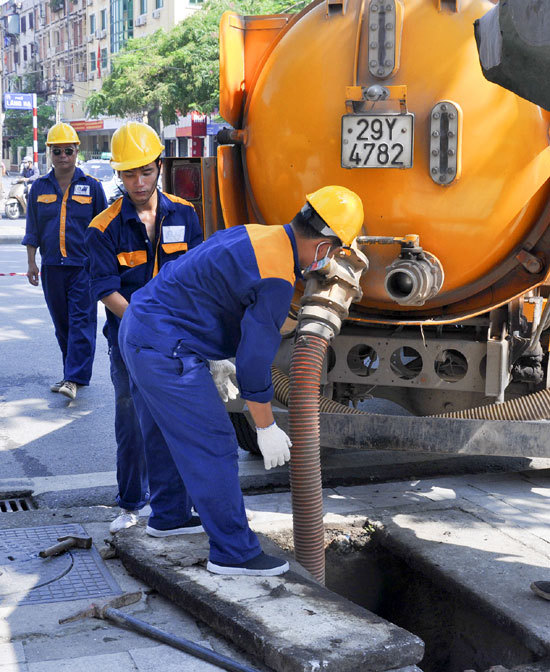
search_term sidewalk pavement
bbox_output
[1,467,550,672]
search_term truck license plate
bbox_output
[341,113,414,169]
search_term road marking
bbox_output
[0,471,117,495]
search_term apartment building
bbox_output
[0,0,203,159]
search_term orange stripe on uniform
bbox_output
[246,224,295,285]
[153,216,165,277]
[161,242,188,254]
[162,192,195,208]
[89,198,123,233]
[59,187,70,257]
[117,250,147,267]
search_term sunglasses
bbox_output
[52,147,74,156]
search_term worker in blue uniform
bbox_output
[118,185,364,576]
[85,121,203,534]
[22,122,108,401]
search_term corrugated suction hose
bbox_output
[433,388,550,420]
[288,334,329,584]
[275,366,550,421]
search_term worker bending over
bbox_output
[23,123,107,400]
[85,122,203,534]
[118,185,364,576]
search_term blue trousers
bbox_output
[41,265,96,385]
[109,344,149,511]
[119,311,261,564]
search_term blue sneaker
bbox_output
[146,515,204,537]
[207,552,289,576]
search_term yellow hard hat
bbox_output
[306,185,364,246]
[110,122,164,171]
[46,122,80,146]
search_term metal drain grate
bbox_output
[0,523,121,605]
[0,497,35,513]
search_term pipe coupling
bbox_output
[298,243,369,341]
[385,251,444,306]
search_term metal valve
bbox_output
[357,234,444,306]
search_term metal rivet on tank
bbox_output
[386,23,393,29]
[432,130,439,137]
[370,23,378,30]
[441,104,447,111]
[371,3,378,10]
[439,175,446,182]
[370,42,378,48]
[377,69,384,75]
[384,60,392,66]
[386,3,392,9]
[448,131,455,138]
[448,149,455,156]
[431,168,438,174]
[432,149,439,156]
[433,112,440,119]
[449,113,455,119]
[370,60,377,67]
[385,42,393,48]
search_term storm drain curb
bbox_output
[112,526,424,672]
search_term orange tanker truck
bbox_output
[165,0,550,419]
[161,0,550,583]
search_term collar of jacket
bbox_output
[45,166,86,188]
[283,223,304,282]
[120,188,175,227]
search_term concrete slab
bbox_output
[375,506,550,660]
[27,651,136,672]
[129,642,234,672]
[0,512,261,671]
[112,526,424,672]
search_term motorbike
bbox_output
[4,178,28,219]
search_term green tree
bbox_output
[86,0,302,127]
[4,102,56,154]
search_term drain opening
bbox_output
[323,527,539,672]
[0,496,36,513]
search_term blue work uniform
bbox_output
[22,167,108,385]
[119,223,302,564]
[85,190,203,512]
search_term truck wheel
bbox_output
[229,412,260,455]
[5,202,20,219]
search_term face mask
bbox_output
[302,241,335,275]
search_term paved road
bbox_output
[0,244,118,497]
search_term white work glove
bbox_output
[256,422,292,470]
[209,359,239,402]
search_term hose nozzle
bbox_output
[298,242,368,341]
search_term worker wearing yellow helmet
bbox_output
[85,121,203,534]
[22,121,108,400]
[303,185,364,247]
[116,185,363,575]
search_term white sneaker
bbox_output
[110,509,139,534]
[59,380,78,400]
[50,379,64,393]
